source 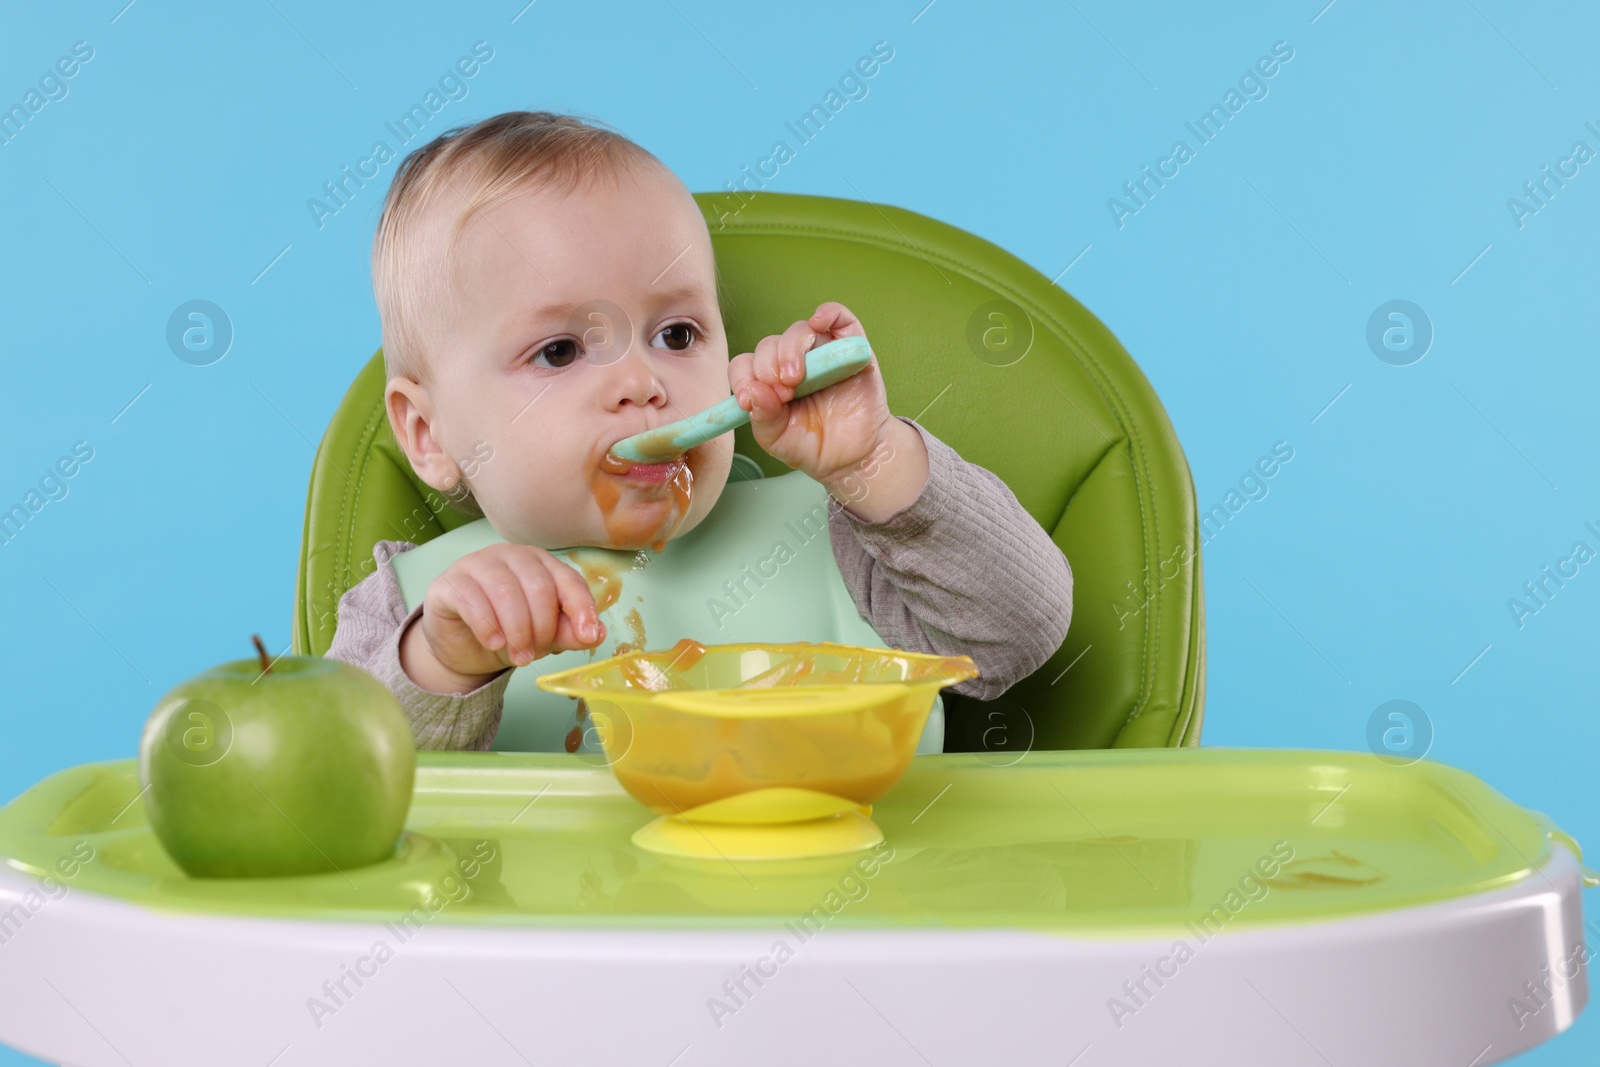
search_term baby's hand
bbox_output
[729,302,896,486]
[401,543,606,692]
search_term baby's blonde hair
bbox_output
[371,110,660,383]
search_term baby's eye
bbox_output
[652,323,700,352]
[529,338,580,369]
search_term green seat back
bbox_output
[293,192,1205,750]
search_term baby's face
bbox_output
[413,162,734,551]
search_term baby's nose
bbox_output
[608,362,667,409]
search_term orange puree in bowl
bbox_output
[615,638,708,690]
[612,713,915,813]
[664,636,708,672]
[542,643,977,812]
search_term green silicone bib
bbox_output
[388,468,946,755]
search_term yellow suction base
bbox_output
[631,810,884,861]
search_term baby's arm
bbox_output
[324,540,513,751]
[827,417,1073,701]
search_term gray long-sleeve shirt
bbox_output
[325,417,1073,750]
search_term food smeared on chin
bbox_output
[586,442,700,552]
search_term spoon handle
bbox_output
[608,336,874,463]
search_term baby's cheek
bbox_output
[678,440,734,533]
[474,468,582,545]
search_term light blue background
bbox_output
[1,1,1595,1063]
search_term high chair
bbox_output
[0,193,1587,1067]
[290,189,1207,752]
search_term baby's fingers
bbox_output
[477,560,543,664]
[775,320,819,385]
[728,350,754,388]
[740,378,788,423]
[752,335,780,388]
[732,346,790,417]
[809,301,865,339]
[550,611,602,655]
[430,570,510,656]
[539,554,607,651]
[728,351,758,406]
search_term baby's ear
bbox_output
[385,376,460,494]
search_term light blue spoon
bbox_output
[608,335,874,463]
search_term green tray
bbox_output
[0,748,1587,937]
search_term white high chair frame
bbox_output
[0,847,1586,1066]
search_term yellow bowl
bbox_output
[536,640,979,823]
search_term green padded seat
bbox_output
[293,191,1205,750]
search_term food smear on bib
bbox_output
[623,606,646,650]
[568,551,624,615]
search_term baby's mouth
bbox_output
[597,447,686,486]
[614,458,685,485]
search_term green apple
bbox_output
[139,635,416,878]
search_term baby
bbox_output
[326,110,1074,751]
